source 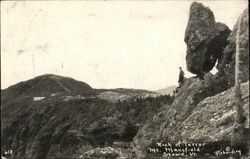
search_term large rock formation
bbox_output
[184,2,231,75]
[218,9,249,86]
[133,6,249,158]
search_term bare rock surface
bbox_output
[218,8,249,86]
[184,2,231,75]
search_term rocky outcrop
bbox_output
[218,8,249,86]
[184,2,231,75]
[133,80,249,158]
[79,147,135,159]
[180,82,249,142]
[133,74,225,157]
[133,6,249,158]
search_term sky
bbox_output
[1,0,247,91]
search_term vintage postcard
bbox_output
[1,0,249,159]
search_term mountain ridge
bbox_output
[1,74,160,105]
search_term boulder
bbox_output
[184,2,231,75]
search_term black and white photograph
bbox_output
[1,0,249,158]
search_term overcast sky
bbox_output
[1,0,247,90]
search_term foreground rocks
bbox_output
[132,74,228,157]
[79,146,135,159]
[184,2,231,75]
[181,82,249,142]
[133,80,249,158]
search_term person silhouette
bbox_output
[178,67,185,87]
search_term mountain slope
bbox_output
[1,74,173,159]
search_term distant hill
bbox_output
[1,74,159,104]
[156,85,177,96]
[1,74,94,103]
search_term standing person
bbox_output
[178,67,185,87]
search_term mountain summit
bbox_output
[1,74,93,101]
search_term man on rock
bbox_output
[178,67,185,87]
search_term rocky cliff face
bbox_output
[133,3,249,159]
[218,9,249,86]
[180,81,249,143]
[184,2,231,75]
